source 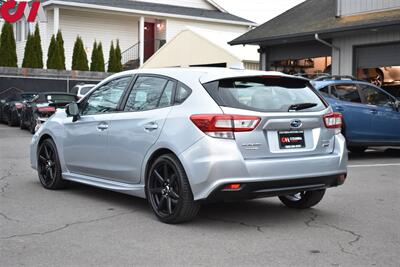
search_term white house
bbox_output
[1,0,256,70]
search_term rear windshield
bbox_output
[203,76,327,112]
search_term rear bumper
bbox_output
[180,134,347,201]
[202,174,346,203]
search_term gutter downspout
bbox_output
[314,33,340,74]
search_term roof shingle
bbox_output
[43,0,254,24]
[230,0,400,45]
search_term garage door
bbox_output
[356,42,400,69]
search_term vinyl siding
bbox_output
[338,0,400,16]
[128,0,216,10]
[332,30,400,75]
[58,9,139,70]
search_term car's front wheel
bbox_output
[37,138,67,189]
[279,189,326,209]
[146,154,200,224]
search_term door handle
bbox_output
[97,122,109,131]
[144,122,158,131]
[335,106,344,112]
[369,109,378,115]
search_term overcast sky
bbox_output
[214,0,305,24]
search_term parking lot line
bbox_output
[348,163,400,168]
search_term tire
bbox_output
[348,146,367,153]
[9,110,20,127]
[20,117,27,130]
[30,116,37,134]
[146,154,200,224]
[37,138,67,190]
[279,189,326,209]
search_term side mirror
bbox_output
[66,102,80,122]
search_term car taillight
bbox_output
[190,114,261,139]
[15,103,23,109]
[323,112,342,129]
[38,106,56,113]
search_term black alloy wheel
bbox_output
[37,139,66,189]
[146,154,199,224]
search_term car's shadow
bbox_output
[348,147,400,160]
[57,182,334,228]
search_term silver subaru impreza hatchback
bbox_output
[30,68,348,223]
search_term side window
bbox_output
[333,84,361,103]
[124,76,170,112]
[360,85,392,107]
[158,81,175,108]
[175,82,192,104]
[81,76,131,115]
[319,86,330,97]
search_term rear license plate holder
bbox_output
[278,130,305,149]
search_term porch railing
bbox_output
[119,39,166,70]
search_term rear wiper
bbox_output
[288,103,318,112]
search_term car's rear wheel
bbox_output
[37,138,66,189]
[279,189,326,209]
[146,154,200,224]
[348,146,367,153]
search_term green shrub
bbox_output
[71,36,89,71]
[90,41,98,71]
[56,31,66,70]
[0,22,18,67]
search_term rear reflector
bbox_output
[38,106,56,113]
[190,114,261,139]
[223,184,242,191]
[323,112,342,129]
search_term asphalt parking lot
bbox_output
[0,124,399,267]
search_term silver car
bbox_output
[30,68,348,224]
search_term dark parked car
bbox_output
[20,92,78,133]
[0,93,37,126]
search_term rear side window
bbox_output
[203,76,326,112]
[124,76,170,112]
[175,82,192,104]
[333,84,361,103]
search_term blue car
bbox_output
[312,76,400,153]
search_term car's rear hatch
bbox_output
[202,75,340,160]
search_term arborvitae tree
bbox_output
[0,22,18,67]
[107,41,116,72]
[90,41,98,71]
[22,34,34,68]
[97,42,105,72]
[22,24,43,69]
[71,36,89,71]
[56,31,65,70]
[46,34,57,69]
[32,24,43,68]
[115,40,122,72]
